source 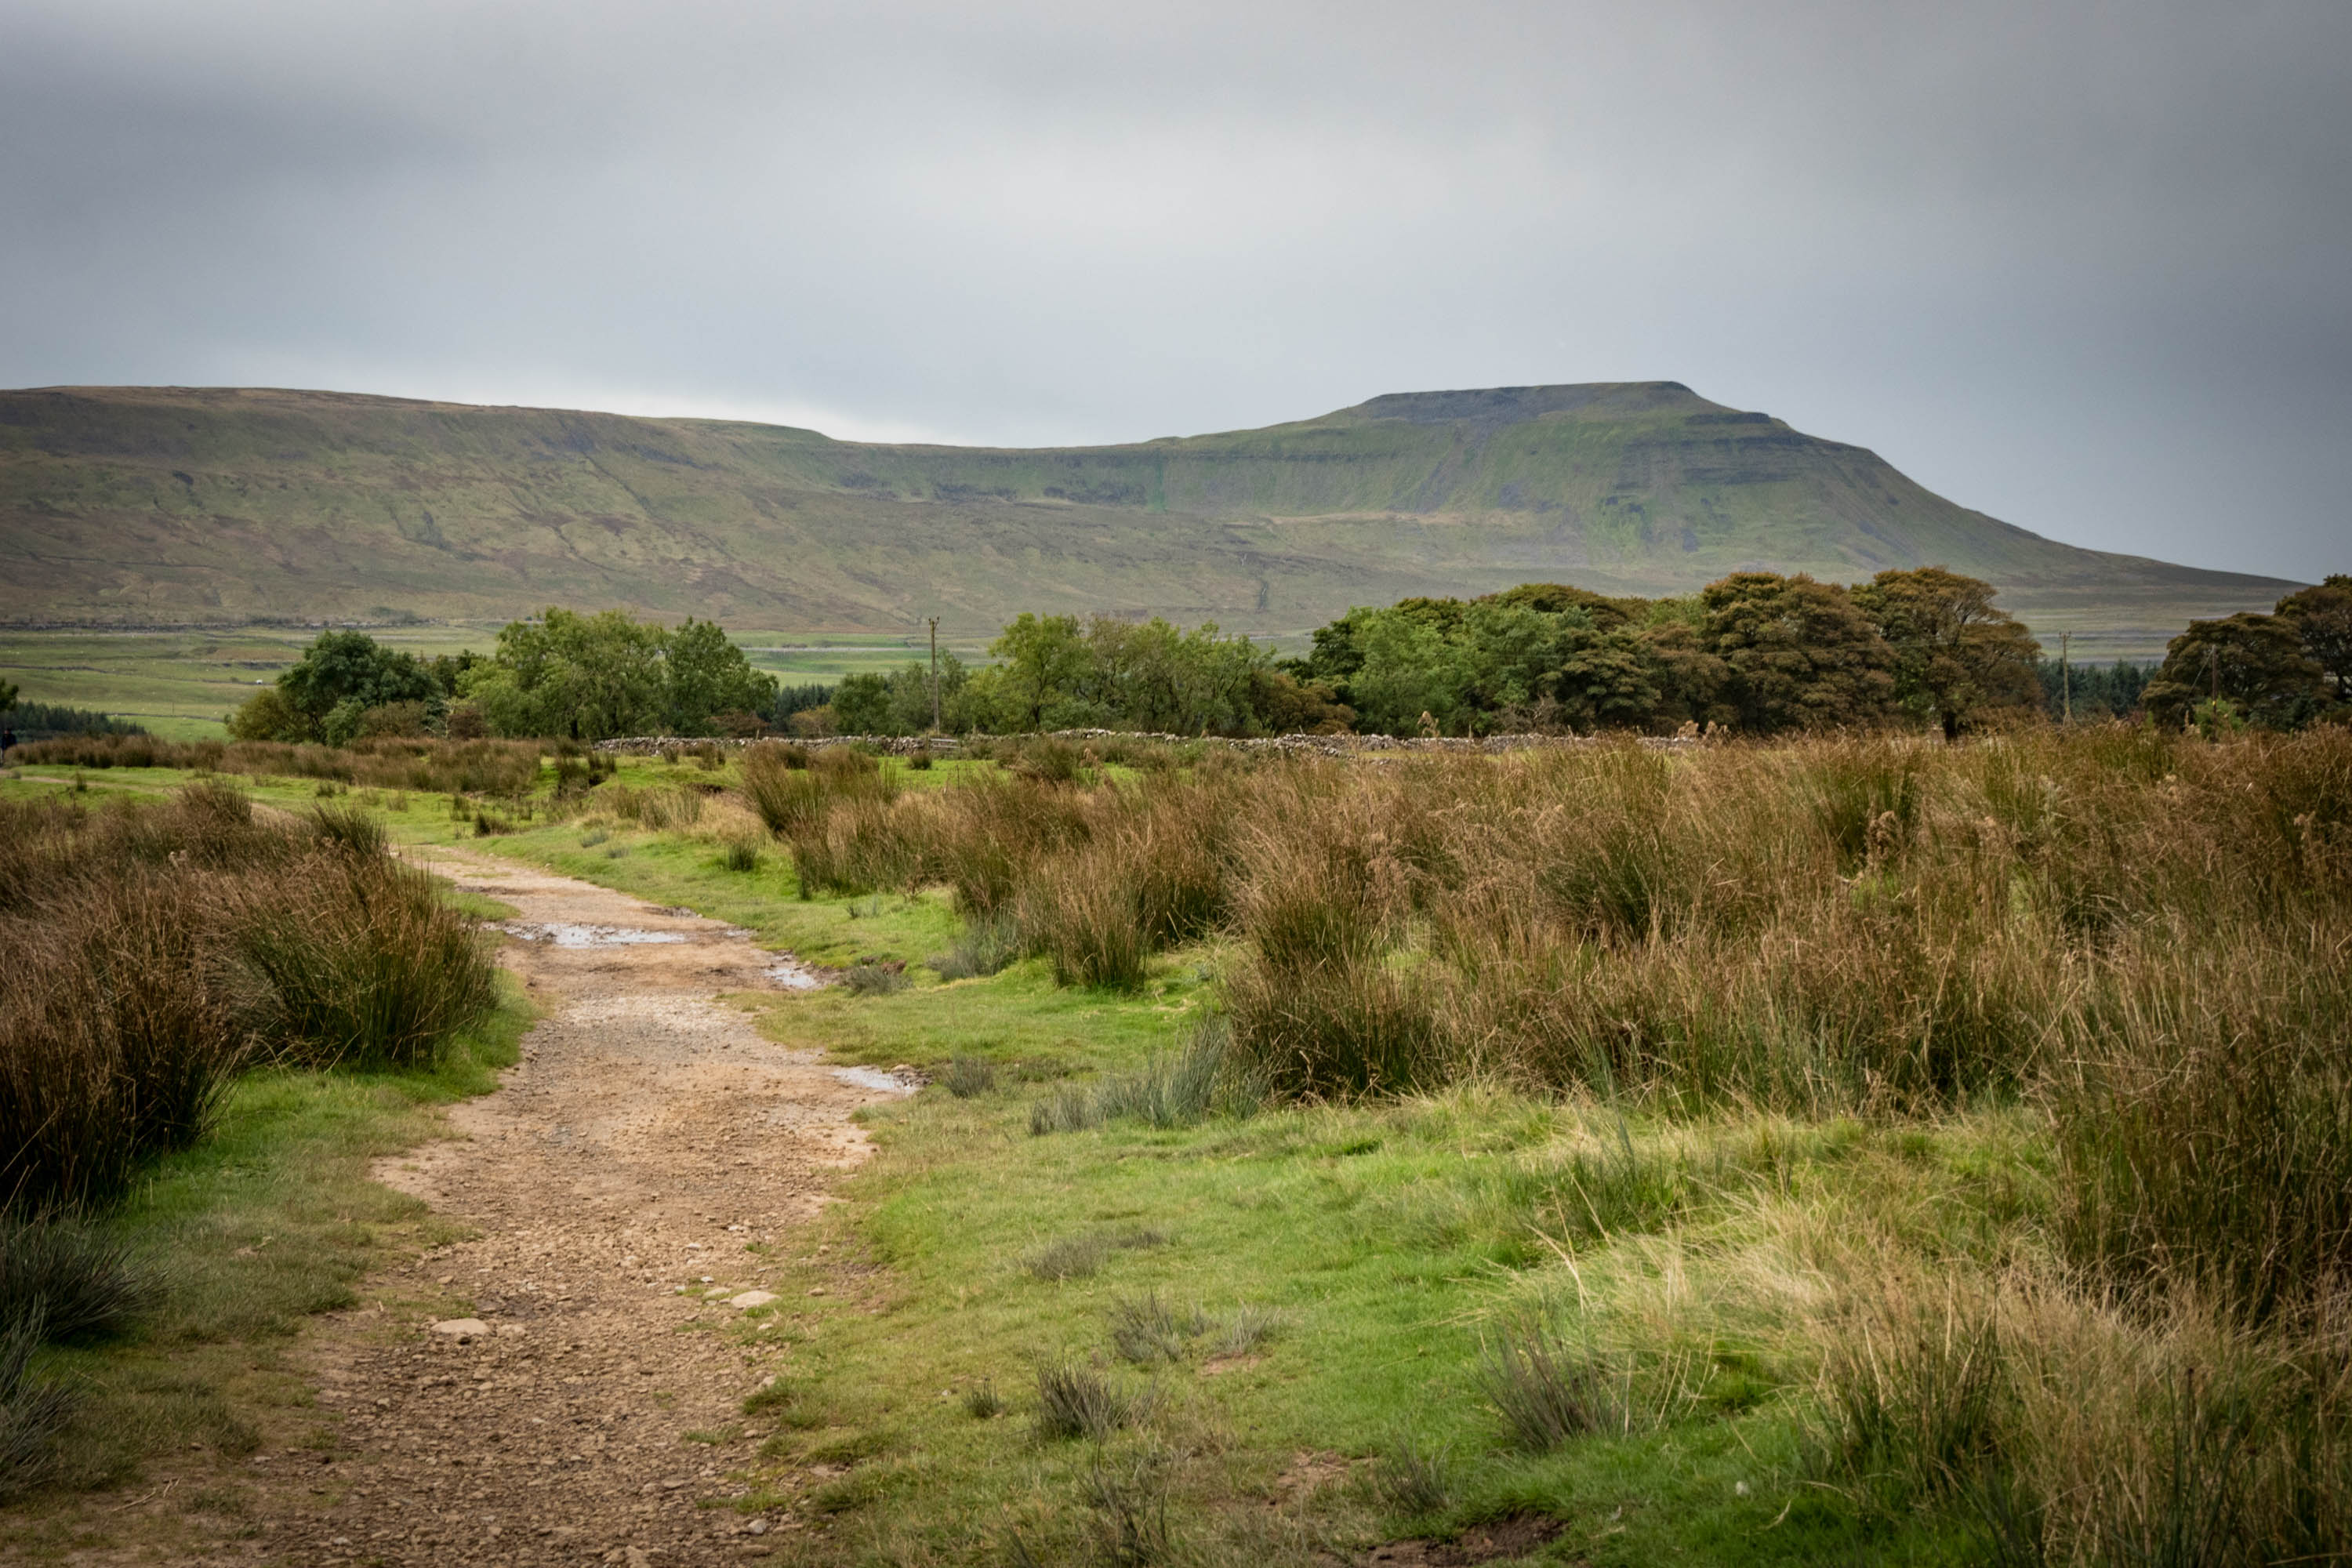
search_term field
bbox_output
[0,628,989,739]
[2,727,2346,1566]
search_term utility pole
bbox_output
[928,617,942,731]
[2060,630,2072,724]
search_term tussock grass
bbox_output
[1030,1025,1236,1134]
[841,962,909,996]
[1035,1361,1149,1441]
[1107,1292,1204,1366]
[1026,1235,1112,1282]
[0,784,500,1210]
[931,913,1020,980]
[0,1214,155,1346]
[1476,1321,1621,1453]
[941,1057,997,1098]
[1374,1433,1455,1516]
[0,1312,74,1501]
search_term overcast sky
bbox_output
[4,1,2346,581]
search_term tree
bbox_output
[832,657,968,735]
[1247,669,1354,735]
[1851,567,2042,741]
[1700,572,1897,734]
[2276,575,2352,703]
[275,630,438,742]
[459,609,774,739]
[1484,582,1640,630]
[2143,612,2327,731]
[0,680,17,712]
[227,687,303,742]
[659,618,779,734]
[1348,610,1478,735]
[989,613,1094,730]
[1548,625,1665,731]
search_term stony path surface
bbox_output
[256,848,904,1566]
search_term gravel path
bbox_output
[253,848,904,1566]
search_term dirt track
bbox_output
[254,847,902,1566]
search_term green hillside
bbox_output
[0,382,2296,650]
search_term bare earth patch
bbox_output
[112,847,899,1566]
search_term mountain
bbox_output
[0,382,2296,647]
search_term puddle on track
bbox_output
[832,1065,920,1094]
[495,921,690,948]
[765,960,828,991]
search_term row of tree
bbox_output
[1283,568,2054,739]
[220,570,2349,746]
[2140,576,2350,730]
[227,610,777,744]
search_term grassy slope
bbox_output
[0,385,2295,645]
[0,755,2027,1564]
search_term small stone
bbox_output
[436,1275,455,1285]
[807,1287,826,1297]
[746,1519,769,1536]
[497,1324,526,1337]
[431,1318,489,1339]
[728,1291,777,1310]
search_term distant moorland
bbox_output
[0,383,2299,660]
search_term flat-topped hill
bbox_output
[0,383,2295,643]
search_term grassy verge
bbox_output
[0,967,529,1559]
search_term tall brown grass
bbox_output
[735,727,2352,1329]
[12,732,546,796]
[0,785,499,1210]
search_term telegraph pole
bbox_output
[928,617,942,731]
[2060,630,2072,724]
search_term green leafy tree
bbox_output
[1636,605,1729,728]
[660,618,779,733]
[1700,572,1897,734]
[2143,612,2327,731]
[459,609,774,739]
[0,680,17,712]
[1081,617,1268,735]
[1247,669,1354,734]
[2276,575,2352,703]
[1348,610,1477,735]
[1548,625,1665,730]
[1851,567,2041,740]
[989,613,1094,730]
[227,686,302,741]
[1485,582,1640,630]
[1459,601,1569,715]
[273,630,438,742]
[832,657,968,735]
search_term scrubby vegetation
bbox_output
[10,730,550,796]
[676,722,2352,1562]
[9,691,2350,1562]
[0,782,502,1497]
